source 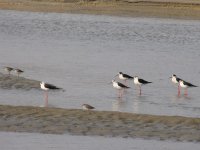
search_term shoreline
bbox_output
[0,0,200,20]
[0,104,200,142]
[0,73,200,142]
[0,73,40,90]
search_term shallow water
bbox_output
[0,10,200,117]
[0,132,199,150]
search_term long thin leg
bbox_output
[178,85,180,96]
[139,86,141,95]
[8,71,11,77]
[118,90,120,98]
[121,89,124,97]
[118,90,123,98]
[124,80,127,85]
[184,88,188,96]
[45,91,48,107]
[122,88,125,93]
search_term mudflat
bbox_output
[0,104,200,142]
[0,0,200,19]
[0,73,40,90]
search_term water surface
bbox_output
[0,132,199,150]
[0,10,200,117]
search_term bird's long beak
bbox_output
[113,74,118,79]
[169,77,172,79]
[108,82,112,84]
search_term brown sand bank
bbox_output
[1,0,200,19]
[0,73,40,90]
[0,104,200,142]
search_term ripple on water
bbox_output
[0,10,200,118]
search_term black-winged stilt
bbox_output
[170,74,182,95]
[82,104,95,110]
[115,72,133,84]
[179,79,197,96]
[110,79,130,98]
[4,67,14,75]
[14,69,24,77]
[133,76,152,95]
[40,81,62,107]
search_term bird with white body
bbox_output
[14,68,24,77]
[40,81,63,107]
[133,76,152,95]
[179,79,197,96]
[170,74,182,95]
[115,72,133,85]
[110,79,130,98]
[4,66,14,75]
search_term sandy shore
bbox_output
[0,0,200,19]
[0,104,200,142]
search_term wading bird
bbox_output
[4,66,14,75]
[133,76,152,95]
[14,68,24,77]
[40,81,62,107]
[110,79,130,98]
[115,72,133,85]
[170,74,182,95]
[82,104,95,110]
[179,80,197,96]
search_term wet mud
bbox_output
[1,0,200,19]
[0,73,40,90]
[0,105,200,142]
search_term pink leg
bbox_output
[118,90,120,98]
[118,90,123,98]
[120,90,122,98]
[45,91,48,107]
[122,88,125,93]
[178,85,180,96]
[184,88,188,96]
[125,80,128,86]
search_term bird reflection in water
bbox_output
[112,99,125,112]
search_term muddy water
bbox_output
[0,10,200,117]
